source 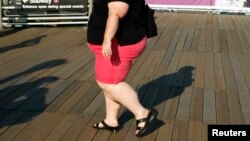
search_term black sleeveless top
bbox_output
[87,0,146,46]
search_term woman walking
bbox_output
[87,0,157,137]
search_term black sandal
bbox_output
[135,109,157,137]
[93,120,119,133]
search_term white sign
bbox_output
[215,0,246,7]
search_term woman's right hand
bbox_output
[102,40,112,59]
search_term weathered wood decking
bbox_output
[1,12,250,141]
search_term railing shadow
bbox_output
[0,35,46,53]
[0,29,24,37]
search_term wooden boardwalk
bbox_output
[1,12,250,141]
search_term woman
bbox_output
[87,0,157,137]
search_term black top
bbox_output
[87,0,146,46]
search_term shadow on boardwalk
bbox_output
[119,66,195,137]
[0,59,66,132]
[0,35,46,53]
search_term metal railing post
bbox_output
[0,0,3,29]
[88,0,93,19]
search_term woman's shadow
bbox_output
[118,66,195,136]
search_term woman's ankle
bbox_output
[135,108,149,120]
[104,118,119,126]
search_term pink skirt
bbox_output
[87,37,147,84]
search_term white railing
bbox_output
[0,0,2,29]
[149,4,250,15]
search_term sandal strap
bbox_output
[101,120,109,127]
[136,126,143,130]
[136,117,147,125]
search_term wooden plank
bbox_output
[91,129,111,141]
[129,52,157,87]
[0,78,43,107]
[213,28,220,52]
[219,30,228,53]
[152,86,172,118]
[194,52,205,88]
[0,112,38,141]
[69,84,101,114]
[176,88,192,122]
[44,114,78,141]
[0,110,12,122]
[237,30,249,54]
[222,54,244,123]
[231,30,245,54]
[216,15,225,29]
[225,30,236,53]
[206,28,213,52]
[11,112,53,141]
[183,28,194,51]
[172,52,189,87]
[238,54,250,93]
[162,87,181,120]
[190,29,201,51]
[140,50,166,83]
[156,120,175,141]
[0,31,83,91]
[60,93,104,141]
[36,48,86,79]
[28,112,66,141]
[68,59,94,81]
[222,15,230,30]
[189,88,203,122]
[203,89,216,124]
[0,28,72,77]
[205,52,215,89]
[183,51,196,88]
[187,122,203,141]
[126,51,150,82]
[159,27,178,51]
[215,90,230,124]
[15,78,66,111]
[167,28,182,51]
[229,54,249,94]
[43,80,84,112]
[75,115,101,141]
[203,123,208,141]
[0,111,26,134]
[213,53,226,90]
[56,81,94,113]
[152,27,170,50]
[198,29,206,52]
[221,54,238,92]
[162,51,182,86]
[60,114,93,141]
[212,15,218,30]
[176,29,188,51]
[171,121,188,141]
[107,117,133,141]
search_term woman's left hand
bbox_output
[102,40,112,59]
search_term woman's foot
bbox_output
[93,119,119,133]
[135,108,157,137]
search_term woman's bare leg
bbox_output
[103,90,120,126]
[97,81,149,134]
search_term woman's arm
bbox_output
[102,2,129,59]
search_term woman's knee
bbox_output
[96,80,115,92]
